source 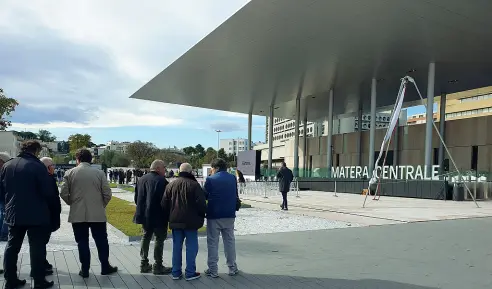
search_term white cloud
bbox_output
[0,0,250,129]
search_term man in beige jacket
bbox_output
[60,148,118,278]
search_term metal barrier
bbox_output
[239,178,299,198]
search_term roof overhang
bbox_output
[131,0,492,121]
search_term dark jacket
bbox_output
[277,166,294,193]
[204,170,237,219]
[161,172,206,230]
[0,152,57,226]
[49,175,62,232]
[133,171,169,229]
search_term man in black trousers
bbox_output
[134,159,172,274]
[1,140,57,289]
[277,162,294,211]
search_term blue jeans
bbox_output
[0,203,8,239]
[171,229,198,278]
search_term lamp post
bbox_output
[215,129,222,157]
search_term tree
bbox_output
[126,141,158,168]
[100,150,131,167]
[195,144,205,158]
[53,154,71,164]
[38,129,56,142]
[218,148,228,160]
[202,147,217,164]
[155,149,187,167]
[182,146,196,156]
[0,88,19,130]
[57,141,70,153]
[16,131,38,140]
[68,134,92,152]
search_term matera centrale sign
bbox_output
[331,165,440,180]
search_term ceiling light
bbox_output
[407,69,417,73]
[259,110,263,113]
[274,106,279,109]
[448,79,458,83]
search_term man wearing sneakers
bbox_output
[203,158,239,278]
[162,163,206,281]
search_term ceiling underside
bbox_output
[131,0,492,121]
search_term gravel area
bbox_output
[112,192,358,236]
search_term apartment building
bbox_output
[220,138,251,155]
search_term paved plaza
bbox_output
[2,217,492,288]
[2,189,492,288]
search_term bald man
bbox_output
[39,157,61,274]
[133,160,171,275]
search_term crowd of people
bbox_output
[133,158,240,280]
[0,141,117,289]
[0,138,292,288]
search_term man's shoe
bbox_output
[152,264,171,275]
[204,269,219,278]
[140,263,152,273]
[33,279,54,289]
[0,268,3,274]
[79,270,89,278]
[172,273,183,280]
[5,278,27,289]
[228,269,239,276]
[30,268,54,277]
[185,272,201,281]
[101,265,118,275]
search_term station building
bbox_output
[129,1,492,198]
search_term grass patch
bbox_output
[120,186,135,192]
[109,183,118,188]
[240,202,252,209]
[106,196,212,237]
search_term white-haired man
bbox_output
[133,159,171,275]
[162,163,206,281]
[0,152,12,242]
[39,157,62,275]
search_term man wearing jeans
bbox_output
[203,158,239,278]
[162,163,206,281]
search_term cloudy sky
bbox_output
[0,0,267,148]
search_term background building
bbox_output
[105,141,130,154]
[437,86,492,121]
[220,138,250,155]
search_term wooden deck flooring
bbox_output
[0,244,327,289]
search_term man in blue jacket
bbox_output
[203,158,239,278]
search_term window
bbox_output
[471,146,478,171]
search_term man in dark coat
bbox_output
[133,160,171,275]
[40,157,62,270]
[162,163,206,281]
[1,140,57,289]
[277,162,294,211]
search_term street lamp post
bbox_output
[215,129,222,158]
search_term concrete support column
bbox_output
[438,93,447,177]
[326,89,334,177]
[293,98,301,177]
[368,78,377,174]
[302,113,308,177]
[247,112,252,150]
[425,62,436,177]
[357,103,363,166]
[267,105,274,172]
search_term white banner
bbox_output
[237,150,257,176]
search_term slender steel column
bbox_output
[357,103,363,166]
[302,112,308,177]
[247,112,252,150]
[394,115,400,166]
[268,106,274,171]
[293,98,301,177]
[438,93,447,177]
[368,78,377,174]
[425,62,436,177]
[326,89,334,177]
